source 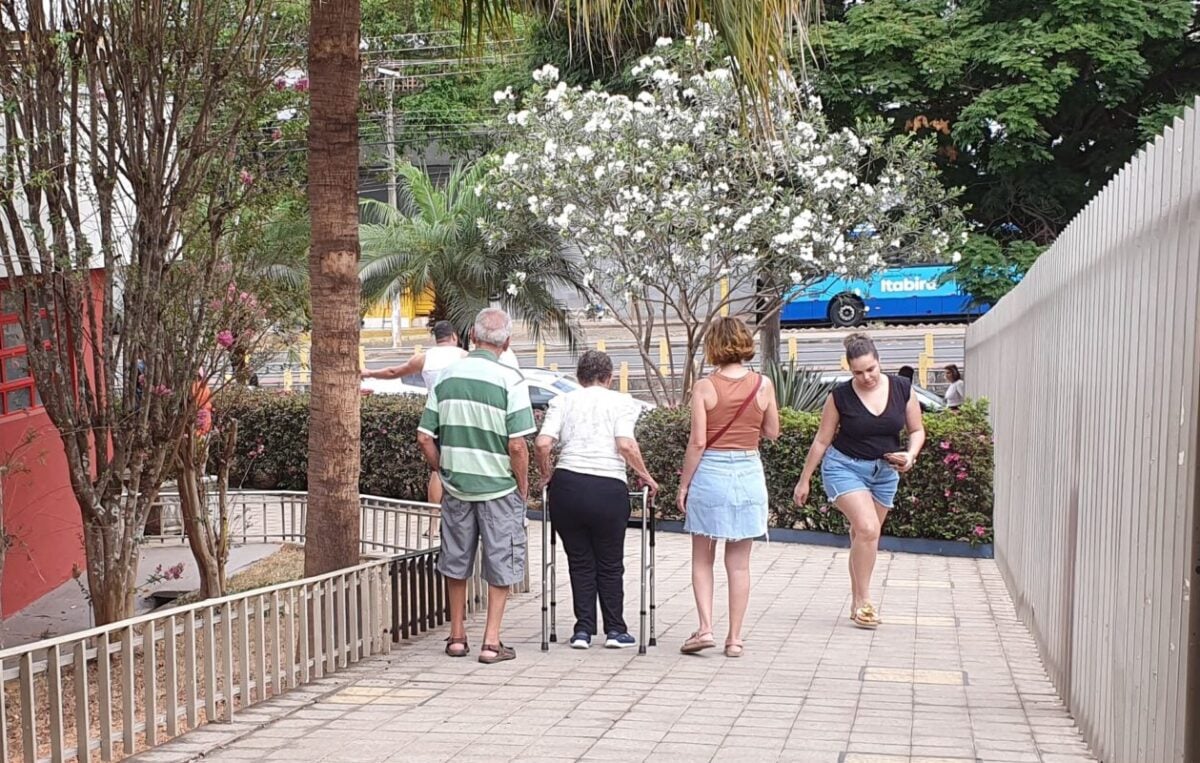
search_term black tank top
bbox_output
[830,375,911,461]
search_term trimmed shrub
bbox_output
[217,390,993,544]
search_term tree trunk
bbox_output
[760,308,782,371]
[176,438,225,600]
[83,521,136,626]
[304,0,363,576]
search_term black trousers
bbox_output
[547,469,630,636]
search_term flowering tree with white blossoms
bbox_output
[483,36,966,404]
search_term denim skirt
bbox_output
[684,450,768,541]
[820,446,900,509]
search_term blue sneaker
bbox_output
[569,631,591,649]
[605,631,636,649]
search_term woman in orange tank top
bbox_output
[676,317,780,658]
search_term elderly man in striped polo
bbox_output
[416,307,534,664]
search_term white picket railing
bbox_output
[145,490,442,555]
[0,492,516,763]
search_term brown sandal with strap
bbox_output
[444,636,469,657]
[680,631,715,654]
[478,642,516,664]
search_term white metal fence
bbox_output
[146,490,442,555]
[1,492,516,762]
[966,99,1200,763]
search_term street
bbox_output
[256,323,966,392]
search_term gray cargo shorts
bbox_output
[437,491,527,587]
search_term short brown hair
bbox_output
[705,317,755,366]
[576,350,613,385]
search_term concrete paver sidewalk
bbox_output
[138,526,1095,763]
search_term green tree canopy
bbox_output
[816,0,1200,245]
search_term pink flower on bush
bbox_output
[273,77,287,91]
[818,505,828,514]
[152,384,172,397]
[217,330,235,349]
[939,440,951,450]
[956,471,968,481]
[943,452,961,466]
[294,77,309,92]
[944,488,952,498]
[972,525,987,539]
[238,169,255,187]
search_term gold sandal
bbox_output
[851,603,881,629]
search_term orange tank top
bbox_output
[705,372,766,450]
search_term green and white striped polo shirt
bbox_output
[417,349,535,501]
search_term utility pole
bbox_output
[381,69,402,348]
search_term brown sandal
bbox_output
[444,636,469,657]
[724,640,744,658]
[680,631,715,654]
[478,642,516,664]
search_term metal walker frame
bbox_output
[540,487,657,654]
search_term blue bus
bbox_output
[779,264,988,327]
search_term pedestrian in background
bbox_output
[943,364,965,408]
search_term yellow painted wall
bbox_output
[364,288,436,320]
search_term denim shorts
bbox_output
[820,446,900,509]
[684,450,768,541]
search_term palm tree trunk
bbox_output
[304,0,363,576]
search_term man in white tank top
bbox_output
[362,321,467,528]
[362,320,468,388]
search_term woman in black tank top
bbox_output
[791,333,926,629]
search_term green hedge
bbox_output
[217,390,994,544]
[635,401,994,544]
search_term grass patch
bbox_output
[174,544,306,606]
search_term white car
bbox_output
[364,367,655,413]
[360,376,427,396]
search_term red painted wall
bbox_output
[0,409,82,617]
[1,269,104,618]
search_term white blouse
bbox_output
[539,386,640,482]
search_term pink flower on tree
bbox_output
[217,330,236,349]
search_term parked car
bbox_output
[363,367,655,413]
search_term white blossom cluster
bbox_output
[483,34,963,320]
